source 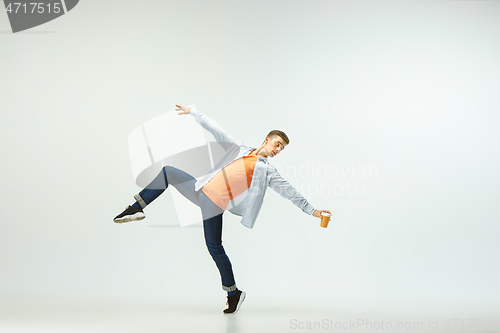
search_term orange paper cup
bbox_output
[320,212,331,228]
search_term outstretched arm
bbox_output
[176,104,241,151]
[268,171,331,219]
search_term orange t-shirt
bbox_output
[202,149,259,210]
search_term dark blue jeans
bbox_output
[134,165,237,292]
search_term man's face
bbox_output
[263,136,287,158]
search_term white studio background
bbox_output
[1,0,499,330]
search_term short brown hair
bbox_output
[266,130,289,145]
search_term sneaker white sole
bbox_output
[227,291,246,315]
[113,212,145,223]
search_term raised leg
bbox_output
[134,165,201,208]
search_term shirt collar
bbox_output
[247,147,269,163]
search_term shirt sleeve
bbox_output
[268,170,316,215]
[190,108,242,151]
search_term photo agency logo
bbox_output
[129,106,239,228]
[129,105,366,227]
[3,0,79,33]
[273,161,379,197]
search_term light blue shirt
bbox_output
[190,109,315,228]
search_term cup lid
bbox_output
[321,212,332,217]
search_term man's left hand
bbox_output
[312,210,331,218]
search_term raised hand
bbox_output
[176,104,192,115]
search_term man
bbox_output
[114,104,331,314]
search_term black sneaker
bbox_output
[113,205,145,223]
[223,289,246,314]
